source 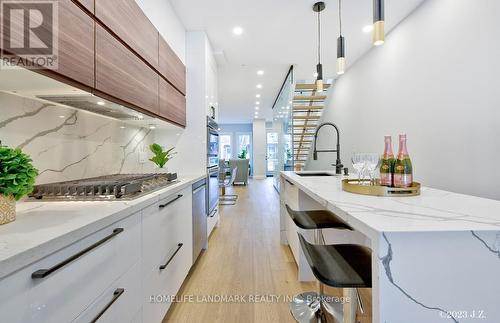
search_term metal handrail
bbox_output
[271,65,294,110]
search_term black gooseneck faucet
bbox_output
[313,122,343,174]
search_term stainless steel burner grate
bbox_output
[30,173,178,201]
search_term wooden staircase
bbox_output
[292,83,331,170]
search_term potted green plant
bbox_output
[149,144,176,173]
[238,148,247,159]
[0,145,38,225]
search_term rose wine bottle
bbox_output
[379,136,395,186]
[394,134,413,188]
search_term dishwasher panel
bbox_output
[192,178,207,263]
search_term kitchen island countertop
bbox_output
[281,171,500,323]
[281,171,500,237]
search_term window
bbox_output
[237,134,251,159]
[267,132,279,174]
[219,134,232,161]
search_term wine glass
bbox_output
[351,153,365,184]
[365,153,381,185]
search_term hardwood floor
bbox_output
[164,178,371,323]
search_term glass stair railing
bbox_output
[270,66,333,190]
[291,81,332,171]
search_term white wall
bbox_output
[307,0,500,200]
[157,32,218,176]
[252,119,267,179]
[135,0,186,63]
[134,2,220,176]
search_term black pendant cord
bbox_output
[338,0,342,37]
[317,8,321,64]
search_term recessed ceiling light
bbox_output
[256,101,260,105]
[120,126,126,129]
[149,124,156,129]
[362,25,373,33]
[256,84,262,89]
[256,94,261,98]
[255,107,259,110]
[97,101,105,106]
[313,72,319,77]
[137,115,144,119]
[58,115,65,118]
[233,26,243,35]
[257,70,264,76]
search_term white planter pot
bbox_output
[155,167,168,174]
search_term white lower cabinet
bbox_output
[0,211,141,323]
[73,260,142,323]
[142,187,193,322]
[142,239,192,322]
[0,264,31,322]
[0,185,195,323]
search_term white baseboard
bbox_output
[253,175,266,180]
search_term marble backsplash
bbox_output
[0,92,160,184]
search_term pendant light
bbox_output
[337,0,345,75]
[313,2,325,92]
[373,0,385,46]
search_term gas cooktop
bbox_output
[29,173,178,201]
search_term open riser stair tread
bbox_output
[295,83,331,91]
[293,95,327,101]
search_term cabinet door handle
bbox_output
[208,208,217,218]
[192,185,206,195]
[31,228,124,279]
[159,243,183,270]
[159,194,183,208]
[90,288,125,323]
[285,179,295,186]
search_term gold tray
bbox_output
[342,179,421,197]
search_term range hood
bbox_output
[0,66,177,129]
[37,94,148,121]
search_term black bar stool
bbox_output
[285,205,354,322]
[297,233,372,323]
[285,205,353,231]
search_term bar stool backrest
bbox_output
[227,166,238,187]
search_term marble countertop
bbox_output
[0,173,206,279]
[281,171,500,238]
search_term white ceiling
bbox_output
[170,0,425,123]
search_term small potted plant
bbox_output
[0,145,38,225]
[149,144,176,173]
[238,148,247,159]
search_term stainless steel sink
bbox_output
[294,172,338,177]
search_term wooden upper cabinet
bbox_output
[56,0,95,88]
[95,25,159,114]
[159,78,186,127]
[159,36,186,95]
[95,0,159,69]
[73,0,94,13]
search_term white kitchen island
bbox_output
[280,171,500,323]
